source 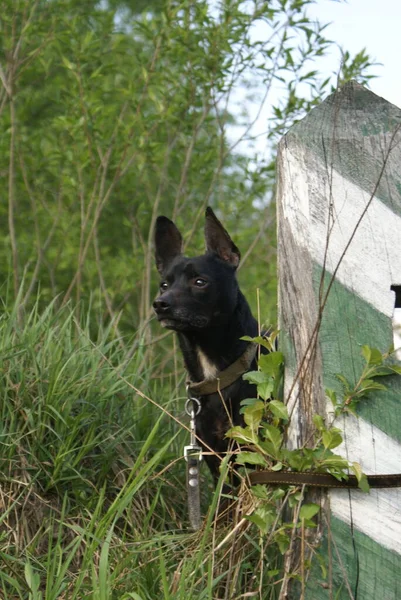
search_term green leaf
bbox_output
[241,336,258,343]
[251,484,270,500]
[243,401,265,430]
[258,380,275,401]
[322,428,343,450]
[316,553,327,579]
[320,455,350,473]
[313,414,325,431]
[268,400,289,422]
[358,473,370,493]
[61,56,75,70]
[263,424,283,450]
[275,531,290,554]
[299,503,320,520]
[267,569,280,578]
[325,388,338,407]
[240,397,264,409]
[259,440,278,459]
[370,366,401,377]
[235,451,267,466]
[336,373,351,392]
[258,351,284,376]
[246,506,276,534]
[283,449,311,471]
[351,462,370,493]
[246,514,269,534]
[240,335,276,351]
[225,426,257,444]
[362,345,383,366]
[361,345,372,364]
[356,379,387,393]
[243,370,271,385]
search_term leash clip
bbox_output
[183,445,203,462]
[184,396,202,463]
[184,392,203,529]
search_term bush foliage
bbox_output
[0,0,377,597]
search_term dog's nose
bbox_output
[153,297,171,313]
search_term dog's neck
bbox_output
[177,290,258,383]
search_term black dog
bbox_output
[153,207,262,483]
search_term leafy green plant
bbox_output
[225,335,401,574]
[327,345,401,416]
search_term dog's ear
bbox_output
[204,207,240,268]
[154,216,183,274]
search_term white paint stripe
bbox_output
[281,147,401,319]
[330,488,401,555]
[332,402,401,554]
[330,401,401,555]
[334,410,401,475]
[331,416,401,554]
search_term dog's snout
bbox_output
[153,297,171,313]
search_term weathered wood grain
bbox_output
[277,81,401,599]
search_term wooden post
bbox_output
[277,81,401,599]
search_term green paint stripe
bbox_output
[313,263,401,443]
[302,516,401,600]
[286,82,401,218]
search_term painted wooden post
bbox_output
[277,81,401,599]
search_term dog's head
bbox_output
[153,208,241,332]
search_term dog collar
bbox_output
[186,343,258,396]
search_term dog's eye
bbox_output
[194,278,207,288]
[160,281,169,291]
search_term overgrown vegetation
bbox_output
[0,0,382,598]
[229,336,401,564]
[0,301,189,597]
[1,305,399,598]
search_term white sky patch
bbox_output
[393,308,401,360]
[311,0,401,109]
[223,0,401,158]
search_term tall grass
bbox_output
[0,300,274,599]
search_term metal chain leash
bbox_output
[184,394,202,529]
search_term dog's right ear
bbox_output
[154,216,183,274]
[204,207,240,268]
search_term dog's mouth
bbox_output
[158,316,183,330]
[156,310,209,331]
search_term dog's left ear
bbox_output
[154,216,183,274]
[204,207,240,268]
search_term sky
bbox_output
[228,0,401,158]
[311,0,401,108]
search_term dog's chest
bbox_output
[196,347,218,380]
